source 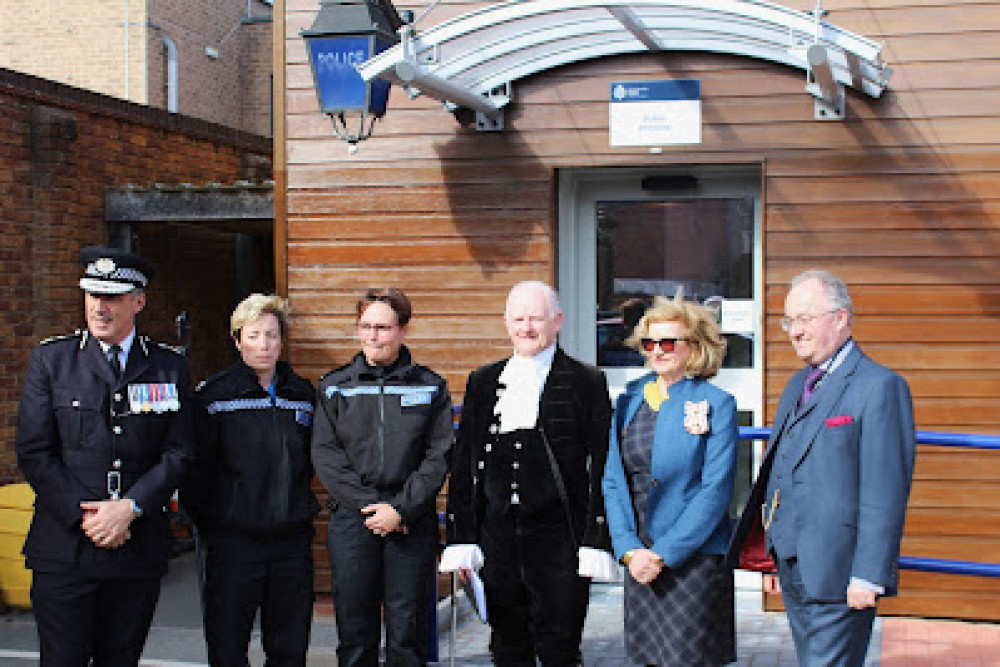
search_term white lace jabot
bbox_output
[495,345,555,433]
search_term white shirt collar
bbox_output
[98,329,136,362]
[819,338,854,375]
[511,343,556,379]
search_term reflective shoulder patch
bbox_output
[205,398,271,414]
[400,391,434,407]
[325,384,439,402]
[384,385,439,397]
[326,385,381,398]
[275,398,313,413]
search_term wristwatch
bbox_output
[622,550,636,566]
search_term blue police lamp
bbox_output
[301,0,403,151]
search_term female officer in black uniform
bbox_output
[312,288,453,667]
[184,294,319,666]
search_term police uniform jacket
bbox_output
[183,360,320,537]
[311,346,453,524]
[16,330,196,578]
[447,348,613,552]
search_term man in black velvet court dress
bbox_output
[441,281,617,666]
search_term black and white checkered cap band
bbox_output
[79,260,148,294]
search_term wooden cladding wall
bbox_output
[281,0,1000,619]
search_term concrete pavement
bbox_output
[0,554,998,665]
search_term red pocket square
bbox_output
[825,415,853,427]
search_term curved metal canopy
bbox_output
[357,0,891,123]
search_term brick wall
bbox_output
[147,0,273,132]
[0,67,272,484]
[0,0,271,134]
[0,0,149,103]
[240,18,274,137]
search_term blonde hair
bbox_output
[230,293,290,339]
[626,295,727,379]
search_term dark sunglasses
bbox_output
[641,337,687,353]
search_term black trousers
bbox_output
[203,528,315,667]
[326,504,438,667]
[31,570,161,667]
[480,505,589,667]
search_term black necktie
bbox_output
[108,344,123,381]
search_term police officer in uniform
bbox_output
[16,246,196,666]
[441,281,616,667]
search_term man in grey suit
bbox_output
[732,269,916,666]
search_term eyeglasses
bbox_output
[358,322,397,335]
[640,337,687,353]
[779,309,840,332]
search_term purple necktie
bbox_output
[801,366,826,404]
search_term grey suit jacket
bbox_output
[730,343,916,600]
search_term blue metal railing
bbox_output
[739,426,1000,450]
[738,427,1000,578]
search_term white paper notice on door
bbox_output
[720,299,755,333]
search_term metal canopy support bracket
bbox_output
[356,0,892,129]
[390,24,506,131]
[806,44,845,120]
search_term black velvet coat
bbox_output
[446,348,613,552]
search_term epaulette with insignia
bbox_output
[195,370,228,393]
[39,330,83,346]
[143,336,186,356]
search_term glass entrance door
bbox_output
[558,165,763,520]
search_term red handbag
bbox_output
[739,512,776,573]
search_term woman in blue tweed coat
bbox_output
[602,296,739,665]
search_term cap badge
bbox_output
[95,258,116,275]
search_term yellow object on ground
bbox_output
[0,483,34,609]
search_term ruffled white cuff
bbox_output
[439,544,485,573]
[577,547,623,583]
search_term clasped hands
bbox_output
[628,548,664,585]
[80,499,134,549]
[362,502,407,538]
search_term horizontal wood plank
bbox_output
[768,230,1000,258]
[766,260,1000,286]
[878,589,1000,621]
[288,214,550,241]
[287,238,551,266]
[291,291,510,316]
[764,286,1000,316]
[904,507,1000,536]
[908,481,1000,510]
[287,184,550,214]
[289,265,551,289]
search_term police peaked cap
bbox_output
[79,246,158,295]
